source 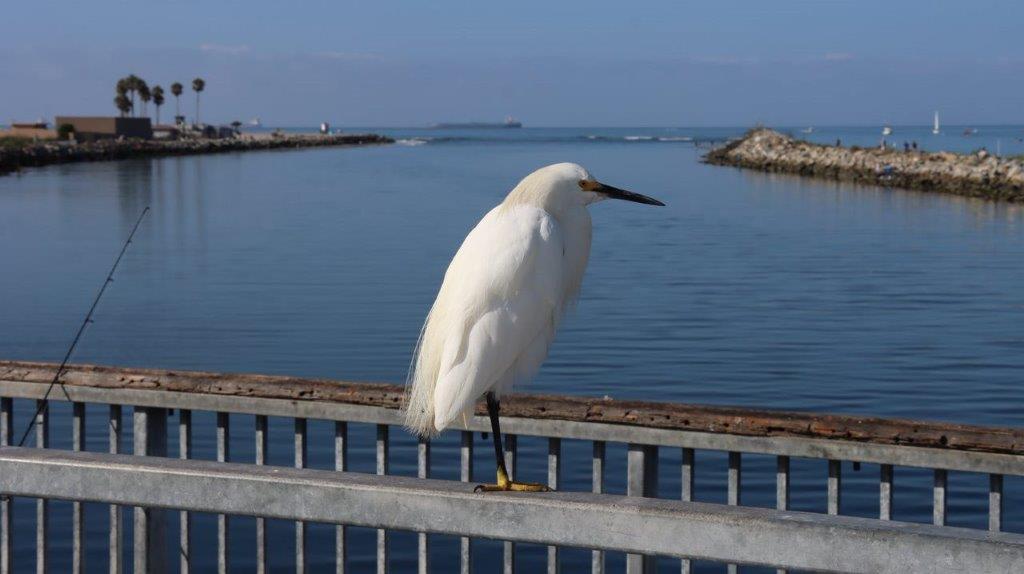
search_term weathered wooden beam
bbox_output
[2,361,1024,455]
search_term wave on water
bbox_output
[582,134,694,143]
[393,134,709,146]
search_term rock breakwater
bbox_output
[0,133,393,176]
[703,129,1024,202]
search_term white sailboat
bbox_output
[882,124,893,136]
[932,111,940,135]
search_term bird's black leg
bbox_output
[474,392,552,493]
[486,392,511,480]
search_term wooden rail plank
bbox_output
[3,361,1024,455]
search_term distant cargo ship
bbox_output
[432,116,522,129]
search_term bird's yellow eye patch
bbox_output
[578,179,600,191]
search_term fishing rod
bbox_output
[15,206,150,447]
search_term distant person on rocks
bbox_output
[904,142,910,152]
[912,141,918,150]
[836,138,842,147]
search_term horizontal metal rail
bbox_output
[2,361,1024,475]
[2,447,1022,574]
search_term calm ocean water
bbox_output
[1,126,1023,572]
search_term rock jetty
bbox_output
[704,128,1024,202]
[0,133,393,176]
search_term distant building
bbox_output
[3,121,56,139]
[54,117,153,141]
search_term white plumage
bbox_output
[404,162,662,440]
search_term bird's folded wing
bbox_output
[430,206,565,430]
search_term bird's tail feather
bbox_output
[403,310,441,438]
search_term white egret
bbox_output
[404,162,664,491]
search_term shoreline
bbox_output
[703,128,1024,202]
[0,132,394,176]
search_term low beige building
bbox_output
[2,121,56,139]
[54,117,153,141]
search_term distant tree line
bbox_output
[114,75,206,125]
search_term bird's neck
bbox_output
[502,186,584,221]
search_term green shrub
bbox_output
[57,123,75,140]
[0,136,33,150]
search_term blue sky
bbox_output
[4,1,1022,126]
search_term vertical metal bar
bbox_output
[335,422,348,574]
[72,403,85,574]
[502,435,517,574]
[295,418,307,574]
[989,474,1003,532]
[179,410,192,574]
[35,400,49,574]
[727,452,741,506]
[626,444,658,574]
[547,438,561,574]
[108,405,123,574]
[828,460,842,516]
[591,441,605,574]
[460,431,473,574]
[680,448,694,574]
[933,469,947,526]
[255,415,268,574]
[1,397,12,574]
[417,436,431,574]
[726,451,740,574]
[376,424,389,574]
[776,455,789,510]
[216,412,230,574]
[133,407,168,574]
[879,464,893,521]
[775,455,789,574]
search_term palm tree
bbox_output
[152,86,165,125]
[138,81,151,117]
[116,77,132,116]
[114,94,132,117]
[192,78,206,126]
[124,74,143,117]
[171,82,183,122]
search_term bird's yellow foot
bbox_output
[474,481,552,492]
[474,470,553,493]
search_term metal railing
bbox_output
[2,360,1024,573]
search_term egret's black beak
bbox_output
[595,182,665,206]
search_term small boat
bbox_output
[932,111,940,135]
[320,122,330,134]
[248,117,262,127]
[801,127,814,134]
[963,127,978,136]
[882,124,893,136]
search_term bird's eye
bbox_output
[577,180,587,189]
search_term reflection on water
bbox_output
[1,130,1023,572]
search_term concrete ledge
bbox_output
[1,447,1022,573]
